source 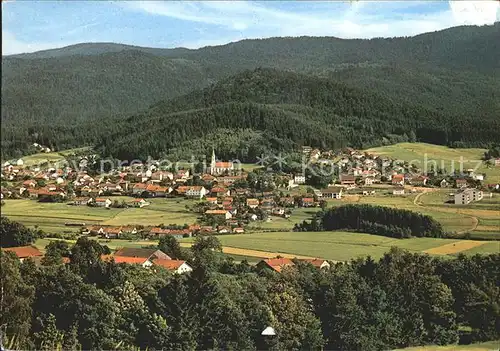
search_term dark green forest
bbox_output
[1,218,499,350]
[295,204,445,238]
[2,23,500,159]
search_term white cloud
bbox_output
[2,31,74,55]
[122,0,499,44]
[449,0,500,25]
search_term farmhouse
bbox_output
[440,179,450,188]
[301,197,316,207]
[128,198,150,208]
[114,247,171,261]
[2,246,43,262]
[205,197,218,204]
[94,198,112,208]
[102,227,123,239]
[153,259,193,274]
[321,186,343,199]
[455,178,468,188]
[101,255,153,268]
[340,174,356,186]
[73,197,91,206]
[300,259,330,269]
[454,188,483,205]
[205,209,232,219]
[364,177,375,186]
[257,258,294,273]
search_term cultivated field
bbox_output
[181,231,496,261]
[394,340,500,351]
[2,197,200,233]
[365,142,500,183]
[11,147,90,167]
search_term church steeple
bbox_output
[211,148,216,167]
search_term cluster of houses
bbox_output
[1,246,193,274]
[2,244,335,274]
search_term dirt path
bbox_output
[423,240,486,255]
[179,243,320,260]
[413,189,479,235]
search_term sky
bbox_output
[2,1,500,55]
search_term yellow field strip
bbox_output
[180,243,318,259]
[424,240,486,255]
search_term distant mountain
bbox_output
[95,68,500,161]
[3,42,193,59]
[1,23,499,159]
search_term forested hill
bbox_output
[96,68,500,161]
[2,23,499,159]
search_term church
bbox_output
[208,149,234,175]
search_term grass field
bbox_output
[394,340,500,351]
[2,197,200,233]
[365,142,500,183]
[181,231,476,261]
[12,147,91,167]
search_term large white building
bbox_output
[208,149,234,175]
[454,188,483,205]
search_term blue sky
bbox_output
[3,1,499,55]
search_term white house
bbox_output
[454,188,483,205]
[321,186,343,199]
[94,198,112,207]
[392,187,405,195]
[129,198,150,208]
[153,259,193,274]
[186,186,208,199]
[205,210,232,220]
[293,174,306,184]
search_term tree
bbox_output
[42,240,70,266]
[33,314,64,350]
[0,251,35,348]
[158,235,184,260]
[0,216,37,247]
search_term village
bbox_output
[2,146,498,243]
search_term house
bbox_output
[132,183,147,195]
[411,175,429,186]
[440,179,450,188]
[205,210,232,220]
[102,227,123,239]
[114,247,171,261]
[121,226,138,235]
[208,150,234,175]
[101,255,153,268]
[454,188,483,205]
[211,187,230,197]
[94,198,112,208]
[2,246,43,262]
[150,171,174,182]
[145,184,171,197]
[364,177,374,186]
[392,174,405,186]
[300,259,330,269]
[392,186,405,196]
[293,174,306,184]
[84,225,105,235]
[257,258,294,273]
[185,186,208,199]
[455,178,468,188]
[129,198,150,208]
[471,173,484,181]
[321,186,343,199]
[22,180,37,188]
[205,197,218,205]
[153,259,193,274]
[340,174,356,186]
[495,158,500,167]
[246,198,259,209]
[233,227,245,234]
[301,197,316,207]
[217,226,232,234]
[73,197,91,206]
